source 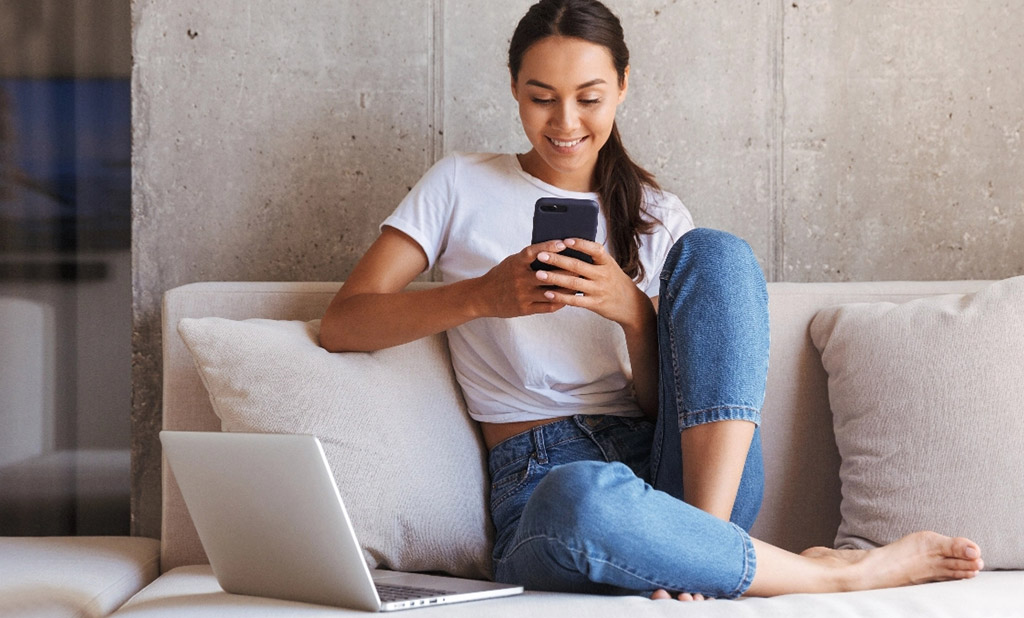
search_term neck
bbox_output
[518,151,594,193]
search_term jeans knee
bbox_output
[526,461,640,531]
[660,228,765,303]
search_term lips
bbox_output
[547,135,587,151]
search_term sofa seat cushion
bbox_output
[0,536,160,618]
[112,565,1020,618]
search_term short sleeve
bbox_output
[640,191,694,297]
[379,154,458,270]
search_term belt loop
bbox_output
[531,426,548,465]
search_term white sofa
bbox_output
[4,279,1020,617]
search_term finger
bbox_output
[526,300,565,314]
[534,268,593,294]
[543,288,593,309]
[535,249,595,276]
[563,238,611,265]
[526,240,568,261]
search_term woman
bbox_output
[321,0,983,601]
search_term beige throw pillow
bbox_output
[810,276,1024,569]
[177,317,493,579]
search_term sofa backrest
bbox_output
[160,279,988,573]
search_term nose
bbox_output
[551,100,581,132]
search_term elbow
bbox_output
[317,323,347,353]
[319,295,391,353]
[318,308,358,353]
[319,314,379,353]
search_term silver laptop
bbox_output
[160,431,523,611]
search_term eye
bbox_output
[531,97,555,105]
[579,98,601,106]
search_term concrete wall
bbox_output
[132,0,1024,537]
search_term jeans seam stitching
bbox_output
[680,404,761,416]
[490,458,538,510]
[679,405,762,426]
[496,533,686,592]
[726,523,756,598]
[490,436,588,478]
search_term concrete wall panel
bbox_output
[131,0,433,537]
[443,1,774,269]
[613,2,774,270]
[441,1,534,156]
[782,1,1024,281]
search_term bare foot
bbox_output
[651,588,713,601]
[800,545,865,562]
[807,531,983,591]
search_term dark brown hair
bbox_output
[509,0,659,282]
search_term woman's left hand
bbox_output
[532,238,652,332]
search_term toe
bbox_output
[949,536,981,560]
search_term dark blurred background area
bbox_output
[0,0,132,536]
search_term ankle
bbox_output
[806,551,860,593]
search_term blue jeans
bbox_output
[488,228,770,599]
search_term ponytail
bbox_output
[594,122,659,282]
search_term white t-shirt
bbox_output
[381,152,694,423]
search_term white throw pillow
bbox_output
[810,276,1024,569]
[177,317,493,579]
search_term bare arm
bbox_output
[320,226,569,352]
[623,297,659,422]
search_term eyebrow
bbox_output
[525,78,608,91]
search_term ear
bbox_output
[510,73,520,100]
[618,66,630,104]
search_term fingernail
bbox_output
[564,239,575,246]
[536,271,548,280]
[544,291,555,300]
[538,252,549,261]
[554,242,566,250]
[966,547,979,559]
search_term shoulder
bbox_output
[425,150,520,194]
[642,186,695,236]
[439,151,510,172]
[422,152,517,189]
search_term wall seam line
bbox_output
[428,0,445,283]
[770,0,786,282]
[431,0,445,165]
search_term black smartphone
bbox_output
[530,197,600,271]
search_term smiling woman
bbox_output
[508,2,658,286]
[318,0,983,603]
[512,37,626,191]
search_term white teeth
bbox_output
[550,137,583,148]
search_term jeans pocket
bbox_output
[490,456,539,511]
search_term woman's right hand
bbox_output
[473,239,571,319]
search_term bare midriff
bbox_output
[480,417,570,451]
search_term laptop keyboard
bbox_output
[376,582,455,602]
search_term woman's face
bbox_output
[512,36,628,192]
